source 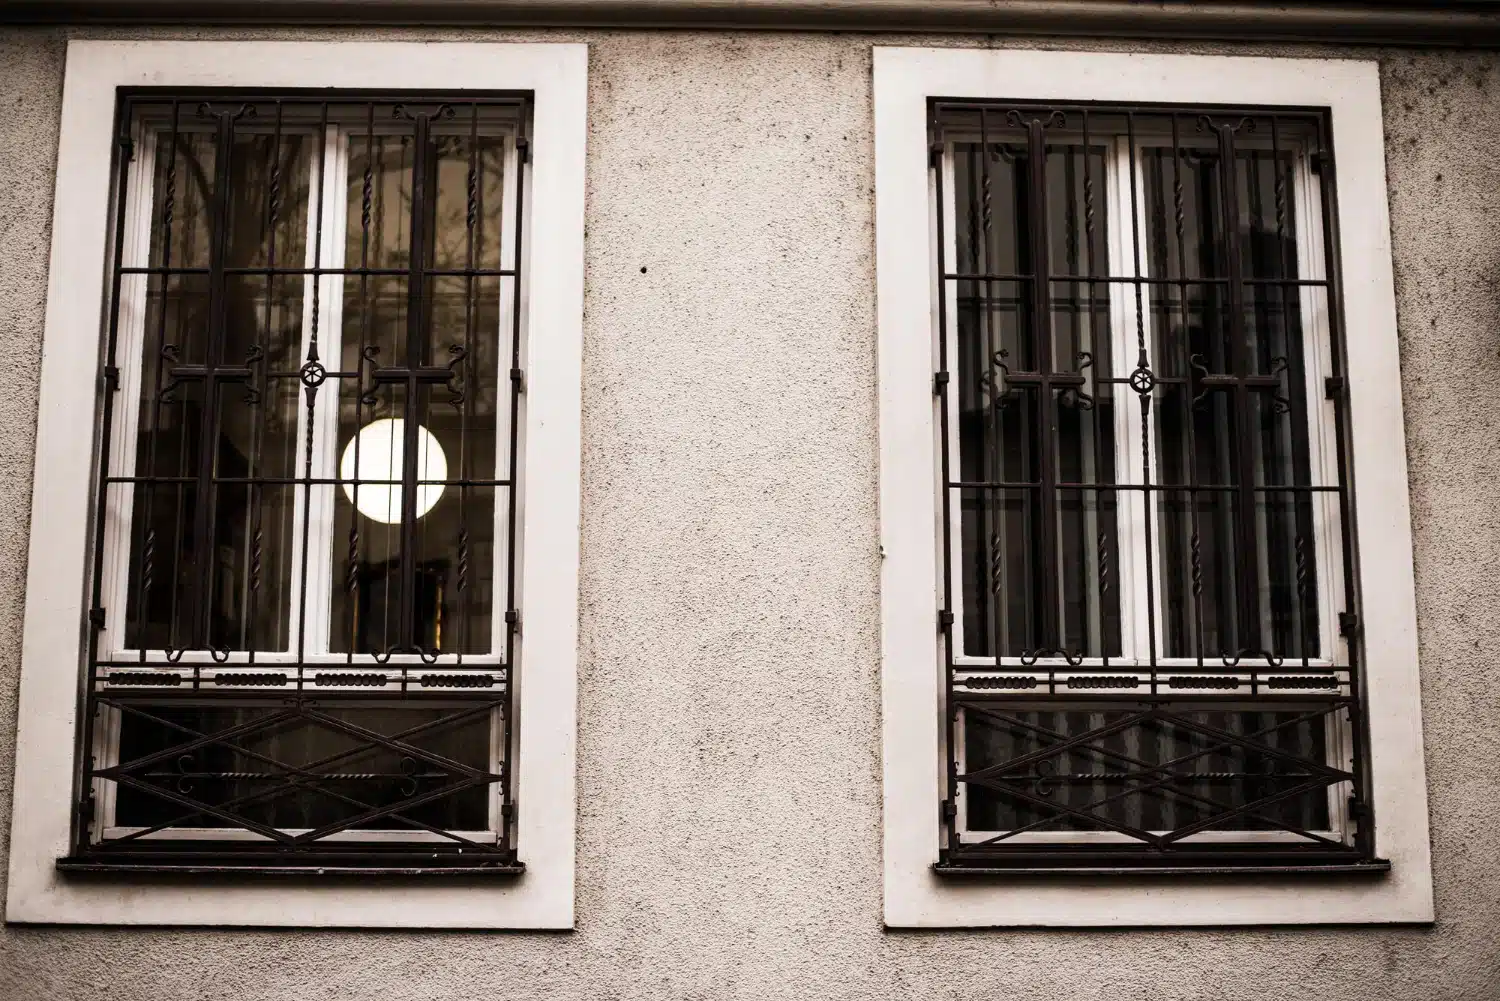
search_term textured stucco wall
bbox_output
[0,25,1498,1001]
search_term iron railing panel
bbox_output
[930,101,1378,871]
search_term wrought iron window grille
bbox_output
[929,101,1386,873]
[61,90,532,874]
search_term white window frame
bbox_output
[876,47,1433,926]
[5,39,586,929]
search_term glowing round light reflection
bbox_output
[339,418,448,524]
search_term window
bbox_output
[877,48,1432,926]
[68,92,527,872]
[8,40,583,928]
[935,103,1368,870]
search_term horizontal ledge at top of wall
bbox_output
[7,0,1500,48]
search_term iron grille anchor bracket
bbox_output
[76,791,96,838]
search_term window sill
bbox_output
[57,848,525,878]
[934,860,1391,878]
[57,859,525,877]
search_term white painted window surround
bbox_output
[875,47,1434,927]
[5,39,586,929]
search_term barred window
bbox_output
[66,93,529,873]
[933,103,1380,871]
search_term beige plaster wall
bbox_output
[0,25,1498,1000]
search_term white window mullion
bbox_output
[99,124,159,659]
[91,123,159,839]
[1106,136,1164,665]
[287,125,348,662]
[935,141,974,832]
[1290,144,1355,843]
[1292,150,1346,667]
[491,130,524,657]
[1113,135,1168,837]
[484,129,527,838]
[1060,144,1106,659]
[937,141,974,662]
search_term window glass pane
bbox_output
[125,116,312,653]
[147,129,216,270]
[953,135,1120,658]
[963,706,1332,833]
[1146,141,1319,660]
[331,120,507,656]
[114,705,491,832]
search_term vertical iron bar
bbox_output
[1013,131,1038,654]
[1062,134,1081,653]
[78,98,140,852]
[398,110,434,655]
[1173,115,1207,668]
[977,110,1005,657]
[457,101,479,662]
[1313,117,1372,851]
[503,119,527,670]
[188,107,239,652]
[379,132,395,661]
[244,100,284,661]
[1248,143,1282,650]
[501,106,530,851]
[932,110,959,856]
[1272,116,1303,662]
[296,100,330,686]
[1126,112,1159,670]
[134,101,179,660]
[1147,139,1181,670]
[169,337,190,659]
[1196,164,1238,669]
[1083,110,1110,666]
[1276,118,1317,664]
[1214,120,1263,654]
[348,102,375,661]
[971,147,999,657]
